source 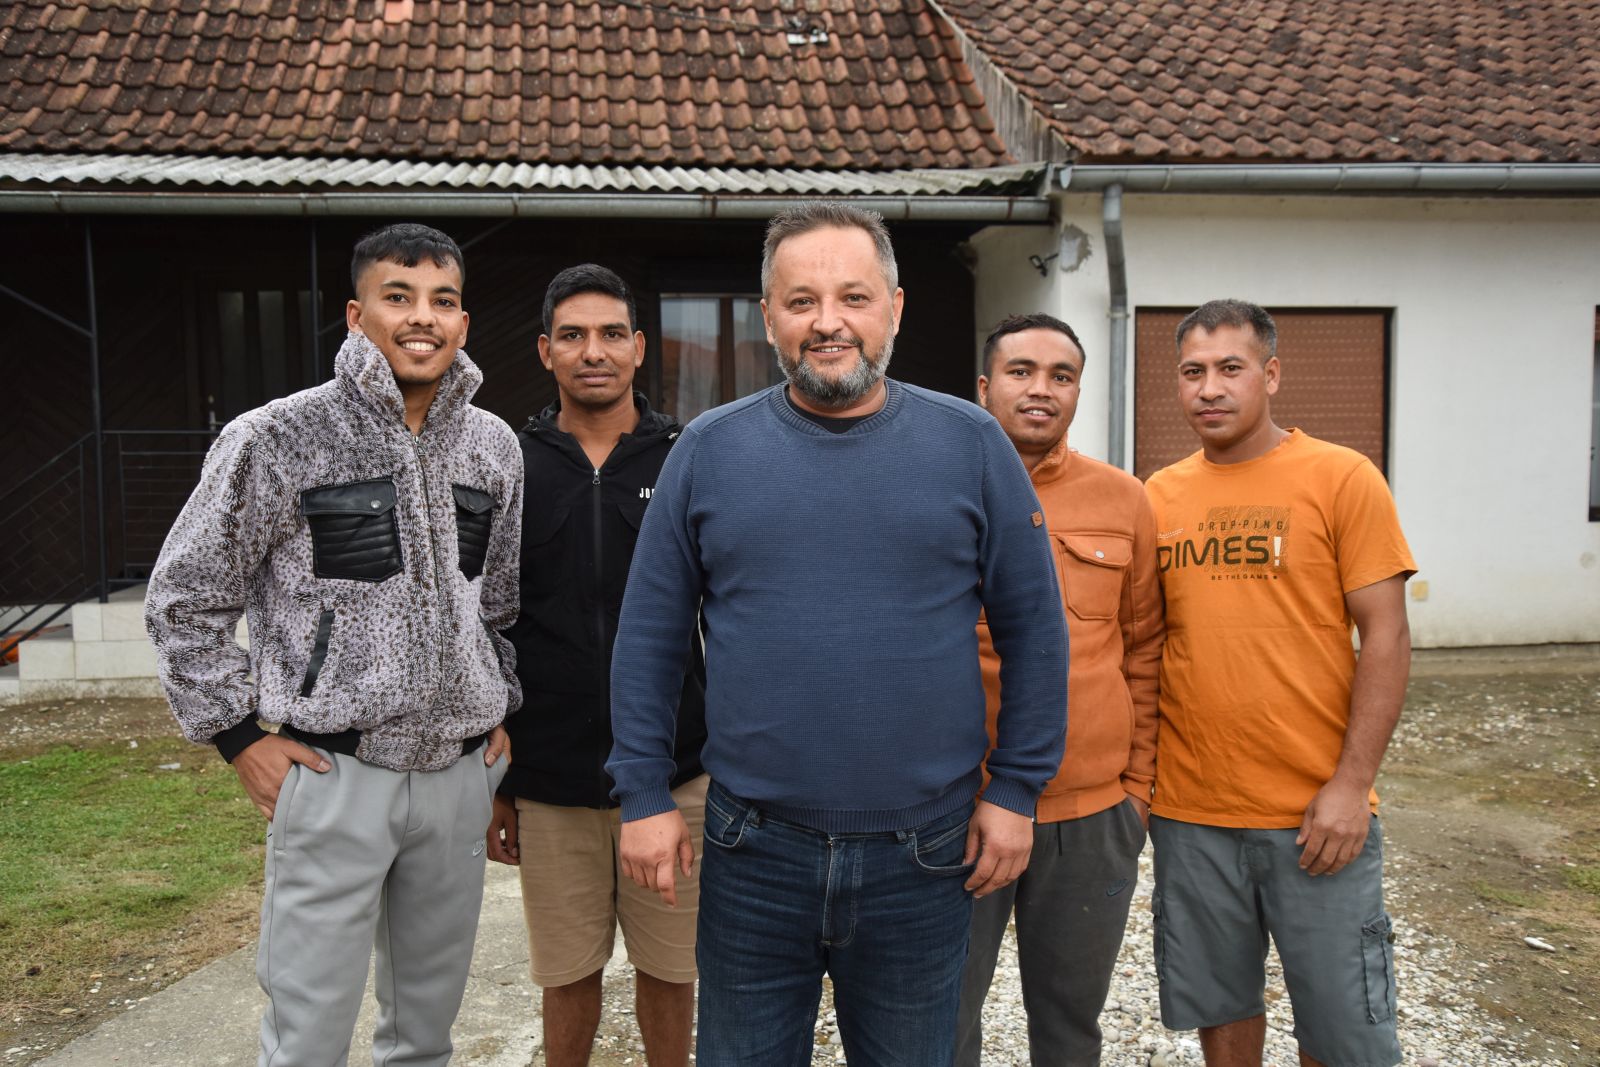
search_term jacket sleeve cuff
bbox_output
[1121,774,1154,803]
[618,785,679,823]
[978,775,1039,819]
[212,718,269,763]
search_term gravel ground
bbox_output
[793,846,1569,1067]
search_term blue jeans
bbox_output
[695,780,977,1067]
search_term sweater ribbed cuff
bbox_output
[979,774,1040,819]
[619,785,679,823]
[213,717,270,763]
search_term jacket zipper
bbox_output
[592,464,611,788]
[415,434,448,705]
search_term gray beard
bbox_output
[776,335,894,410]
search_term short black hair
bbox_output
[1175,299,1277,361]
[350,223,464,292]
[542,263,638,336]
[761,201,898,298]
[981,313,1085,376]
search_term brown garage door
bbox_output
[1134,308,1390,480]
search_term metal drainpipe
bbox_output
[1102,184,1129,471]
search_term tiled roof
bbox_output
[930,0,1600,164]
[0,1,1007,171]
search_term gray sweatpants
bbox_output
[257,745,507,1067]
[955,798,1147,1067]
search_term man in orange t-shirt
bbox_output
[1146,300,1415,1067]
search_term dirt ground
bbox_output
[1,646,1597,1064]
[1379,646,1600,1062]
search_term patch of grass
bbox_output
[0,739,263,1012]
[1471,879,1537,908]
[1566,866,1600,900]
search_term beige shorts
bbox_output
[514,773,707,988]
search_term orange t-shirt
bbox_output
[1145,430,1416,829]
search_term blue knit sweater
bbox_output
[607,381,1068,833]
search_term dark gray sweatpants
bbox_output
[257,745,507,1067]
[955,798,1147,1067]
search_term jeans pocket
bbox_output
[452,484,495,580]
[301,477,404,582]
[908,807,976,876]
[1151,895,1168,979]
[486,751,509,795]
[1360,913,1397,1023]
[703,786,753,851]
[268,763,301,855]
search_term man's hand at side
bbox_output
[619,809,694,907]
[484,724,510,765]
[232,734,330,820]
[486,794,520,865]
[963,799,1033,898]
[1296,775,1371,876]
[1128,795,1151,829]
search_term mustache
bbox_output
[800,333,864,353]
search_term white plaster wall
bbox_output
[968,220,1114,455]
[971,193,1600,648]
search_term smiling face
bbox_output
[346,255,469,390]
[978,327,1083,469]
[539,291,645,415]
[1177,322,1282,463]
[761,225,904,416]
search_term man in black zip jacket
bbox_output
[488,263,707,1067]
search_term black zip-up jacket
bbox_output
[500,393,706,807]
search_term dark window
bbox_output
[204,288,322,428]
[659,295,781,424]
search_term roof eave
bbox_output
[1060,162,1600,195]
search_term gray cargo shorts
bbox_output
[1149,815,1401,1067]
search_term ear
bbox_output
[345,298,363,334]
[632,330,646,368]
[976,375,990,408]
[1264,355,1281,396]
[457,310,469,350]
[537,335,554,372]
[760,298,776,346]
[890,288,905,335]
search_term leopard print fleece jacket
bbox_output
[145,332,523,772]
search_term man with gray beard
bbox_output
[607,202,1069,1066]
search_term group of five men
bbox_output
[146,204,1413,1067]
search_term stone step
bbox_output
[74,638,159,679]
[17,627,74,681]
[0,662,18,702]
[70,584,151,643]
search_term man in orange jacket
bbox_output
[955,313,1165,1066]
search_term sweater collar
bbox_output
[334,331,482,434]
[768,379,904,436]
[1028,432,1074,486]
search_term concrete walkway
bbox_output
[35,864,623,1067]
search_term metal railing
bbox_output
[0,429,217,660]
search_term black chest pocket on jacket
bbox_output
[453,484,496,580]
[300,478,403,583]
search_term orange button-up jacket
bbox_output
[978,436,1166,822]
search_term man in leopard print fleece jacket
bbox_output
[145,224,522,1065]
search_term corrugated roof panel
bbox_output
[0,153,1046,197]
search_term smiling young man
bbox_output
[606,203,1068,1066]
[145,223,522,1066]
[955,314,1164,1067]
[488,264,707,1067]
[1145,300,1415,1067]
